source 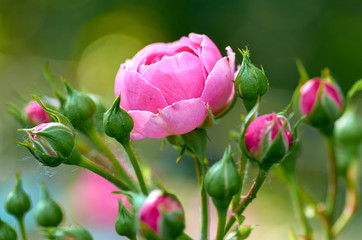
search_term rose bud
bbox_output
[226,225,254,240]
[18,122,75,167]
[52,226,93,240]
[62,81,96,133]
[139,190,185,240]
[204,146,241,210]
[103,96,134,145]
[5,173,31,219]
[25,100,52,126]
[88,94,107,132]
[234,48,268,111]
[243,113,293,169]
[0,218,17,240]
[335,107,362,148]
[115,199,136,239]
[115,33,235,139]
[34,182,63,227]
[299,76,343,131]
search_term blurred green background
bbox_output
[0,0,361,239]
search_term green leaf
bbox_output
[181,128,208,162]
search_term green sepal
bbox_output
[43,63,66,105]
[5,173,31,219]
[7,102,29,127]
[50,226,93,240]
[226,224,254,240]
[0,218,17,240]
[295,58,309,84]
[31,94,73,131]
[159,208,185,240]
[181,128,208,162]
[34,182,63,227]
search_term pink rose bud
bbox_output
[18,122,75,167]
[115,33,235,139]
[139,190,185,240]
[25,100,52,126]
[243,113,293,168]
[299,77,343,129]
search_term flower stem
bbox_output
[216,208,227,240]
[123,142,148,195]
[69,149,130,190]
[85,128,138,191]
[331,159,358,237]
[194,156,208,240]
[224,167,268,234]
[326,135,338,221]
[17,216,27,240]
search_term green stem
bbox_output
[287,174,313,240]
[17,216,27,240]
[224,167,268,234]
[216,208,228,240]
[194,156,208,240]
[85,128,138,191]
[324,134,338,238]
[123,142,148,195]
[69,149,130,190]
[331,160,359,237]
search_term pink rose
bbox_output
[115,33,235,139]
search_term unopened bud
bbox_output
[53,226,93,240]
[226,225,254,240]
[34,182,63,227]
[205,146,241,210]
[115,199,136,239]
[139,190,185,240]
[234,48,268,111]
[103,96,134,145]
[5,174,31,219]
[62,81,96,133]
[18,122,75,167]
[298,75,343,132]
[25,100,52,126]
[242,113,293,168]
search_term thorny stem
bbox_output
[85,128,138,192]
[123,141,148,195]
[194,156,208,240]
[224,167,268,234]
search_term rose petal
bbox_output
[115,67,168,113]
[300,78,321,115]
[129,99,208,138]
[325,83,343,110]
[201,47,235,114]
[189,33,222,74]
[141,52,205,105]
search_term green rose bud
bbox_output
[115,199,136,239]
[34,182,63,227]
[204,146,241,210]
[0,218,17,240]
[234,48,268,111]
[5,174,31,219]
[18,122,75,167]
[103,96,134,145]
[53,226,93,240]
[62,81,96,133]
[88,94,107,132]
[335,107,362,148]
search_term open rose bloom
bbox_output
[115,33,235,139]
